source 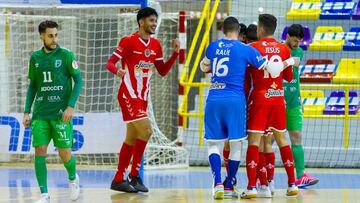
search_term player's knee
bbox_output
[229,141,241,161]
[274,135,288,148]
[58,149,72,163]
[290,132,302,145]
[224,141,230,151]
[207,142,222,156]
[140,127,152,140]
[35,146,47,156]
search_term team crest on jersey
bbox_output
[55,60,62,68]
[144,49,151,57]
[35,63,39,68]
[72,61,79,69]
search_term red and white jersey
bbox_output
[247,38,293,105]
[113,32,163,101]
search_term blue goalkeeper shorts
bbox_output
[204,97,247,141]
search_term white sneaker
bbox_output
[224,188,239,199]
[69,174,80,201]
[240,187,257,199]
[286,184,299,196]
[257,185,272,198]
[268,179,275,195]
[35,193,50,203]
[212,184,224,199]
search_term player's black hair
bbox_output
[239,23,247,35]
[287,24,304,39]
[246,24,258,42]
[258,14,277,36]
[38,20,58,34]
[222,16,240,34]
[137,7,158,27]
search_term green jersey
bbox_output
[28,45,80,120]
[283,47,304,108]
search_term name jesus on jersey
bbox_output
[113,32,163,101]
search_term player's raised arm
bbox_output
[154,39,179,76]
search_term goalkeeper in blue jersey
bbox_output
[200,17,268,199]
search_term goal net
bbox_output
[0,3,188,169]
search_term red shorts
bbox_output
[118,97,148,123]
[247,103,286,134]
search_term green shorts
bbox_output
[286,106,303,131]
[31,119,74,148]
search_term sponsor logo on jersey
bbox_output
[55,60,62,68]
[210,82,226,89]
[144,49,151,57]
[48,95,61,102]
[218,41,224,48]
[256,55,265,62]
[134,60,154,70]
[41,86,64,92]
[36,96,43,101]
[72,61,79,69]
[264,89,284,98]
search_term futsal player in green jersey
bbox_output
[283,24,319,188]
[22,20,83,203]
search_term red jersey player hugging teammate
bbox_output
[240,14,300,199]
[106,7,180,193]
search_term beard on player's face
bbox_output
[144,16,157,35]
[43,41,57,51]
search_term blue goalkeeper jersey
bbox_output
[205,39,267,100]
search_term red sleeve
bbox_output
[282,47,293,82]
[105,36,129,74]
[154,41,179,76]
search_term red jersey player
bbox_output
[106,7,179,193]
[241,14,299,198]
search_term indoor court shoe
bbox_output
[295,172,319,188]
[240,187,257,199]
[257,185,272,198]
[224,188,239,199]
[69,174,80,201]
[268,179,275,195]
[128,176,149,192]
[212,184,224,199]
[35,193,50,203]
[286,184,299,196]
[110,179,138,193]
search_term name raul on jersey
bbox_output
[215,49,230,56]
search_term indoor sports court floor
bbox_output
[1,166,359,203]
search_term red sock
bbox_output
[246,145,259,189]
[130,139,148,177]
[258,152,267,185]
[265,152,275,181]
[114,143,133,182]
[280,145,296,185]
[223,148,230,174]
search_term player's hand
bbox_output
[266,61,284,78]
[62,107,74,123]
[284,57,300,68]
[23,113,31,128]
[173,39,180,53]
[116,68,126,78]
[292,57,300,67]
